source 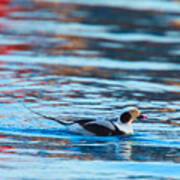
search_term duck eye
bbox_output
[120,112,132,123]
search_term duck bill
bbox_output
[137,114,146,120]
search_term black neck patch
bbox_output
[120,112,132,123]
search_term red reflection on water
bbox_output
[17,69,31,74]
[0,0,10,5]
[0,135,6,139]
[0,61,5,65]
[0,0,31,56]
[0,99,11,104]
[0,0,31,55]
[16,68,32,78]
[0,135,15,156]
[0,0,10,31]
[0,44,31,55]
[0,45,16,55]
[23,118,31,123]
[0,0,10,17]
[0,89,25,101]
[0,145,15,154]
[31,81,46,86]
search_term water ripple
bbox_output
[0,0,180,179]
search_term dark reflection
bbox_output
[0,131,179,163]
[132,145,180,163]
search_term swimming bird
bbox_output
[27,106,146,136]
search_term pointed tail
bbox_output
[23,104,74,126]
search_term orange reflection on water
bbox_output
[0,133,94,160]
[34,0,83,22]
[48,64,115,79]
[44,152,93,160]
[169,20,180,28]
[155,108,176,112]
[31,1,99,58]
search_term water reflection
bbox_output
[1,0,180,62]
[0,129,179,165]
[0,0,180,179]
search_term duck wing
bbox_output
[81,120,124,136]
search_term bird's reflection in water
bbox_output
[0,130,132,161]
[0,130,179,163]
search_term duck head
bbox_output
[119,107,146,124]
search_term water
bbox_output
[0,0,180,179]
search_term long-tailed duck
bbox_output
[28,106,146,136]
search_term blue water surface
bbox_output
[0,0,180,179]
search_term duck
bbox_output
[28,106,146,136]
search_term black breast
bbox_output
[112,124,126,136]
